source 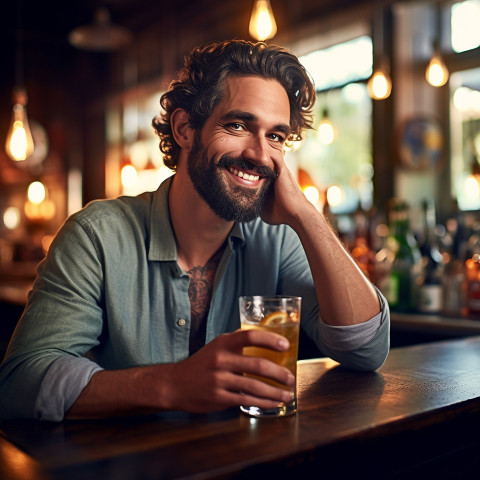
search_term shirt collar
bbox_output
[148,176,177,262]
[148,175,246,262]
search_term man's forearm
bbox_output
[66,365,175,419]
[290,203,380,326]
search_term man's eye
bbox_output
[228,123,244,131]
[270,133,285,142]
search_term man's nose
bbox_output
[242,135,272,168]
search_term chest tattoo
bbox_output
[186,247,224,355]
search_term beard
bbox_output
[186,132,277,222]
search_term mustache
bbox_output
[217,155,277,181]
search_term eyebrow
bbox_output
[221,110,291,137]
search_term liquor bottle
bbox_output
[350,208,376,282]
[465,222,480,317]
[417,200,444,313]
[384,199,422,312]
[442,217,467,317]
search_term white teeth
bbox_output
[229,167,259,181]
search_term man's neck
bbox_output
[169,170,233,271]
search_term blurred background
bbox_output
[1,0,480,354]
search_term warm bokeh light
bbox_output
[24,200,56,221]
[121,164,138,188]
[465,175,480,200]
[129,141,149,169]
[249,0,277,41]
[27,181,46,204]
[326,185,344,207]
[303,186,320,205]
[367,70,392,100]
[426,54,449,87]
[3,207,21,230]
[317,118,336,145]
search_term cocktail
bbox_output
[239,295,301,417]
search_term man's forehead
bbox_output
[217,75,291,123]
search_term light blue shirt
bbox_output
[0,177,390,421]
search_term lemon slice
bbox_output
[262,311,289,325]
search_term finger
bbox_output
[239,355,295,387]
[233,374,294,403]
[226,329,290,352]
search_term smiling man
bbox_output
[0,40,390,421]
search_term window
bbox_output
[288,36,373,214]
[449,1,480,210]
[451,0,480,53]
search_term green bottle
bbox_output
[384,199,422,312]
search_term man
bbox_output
[0,40,389,421]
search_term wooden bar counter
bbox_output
[1,337,480,479]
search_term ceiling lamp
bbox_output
[367,59,392,100]
[426,48,449,87]
[5,88,34,162]
[69,7,133,51]
[249,0,277,42]
[5,1,34,163]
[426,5,449,87]
[367,6,392,100]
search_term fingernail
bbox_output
[283,390,294,402]
[278,338,289,349]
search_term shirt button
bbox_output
[177,318,186,327]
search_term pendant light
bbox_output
[5,1,34,163]
[69,7,133,51]
[5,88,34,162]
[367,6,392,100]
[249,0,277,42]
[317,107,336,145]
[367,58,392,100]
[426,5,449,87]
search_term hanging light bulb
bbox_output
[367,59,392,100]
[426,44,449,87]
[5,88,34,162]
[317,108,336,145]
[249,0,277,42]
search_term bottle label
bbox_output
[418,284,443,312]
[385,274,399,306]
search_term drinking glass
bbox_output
[239,295,301,417]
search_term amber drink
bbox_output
[239,295,301,417]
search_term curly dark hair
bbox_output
[152,39,316,170]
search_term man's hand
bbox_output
[260,155,314,228]
[67,329,294,419]
[162,329,295,413]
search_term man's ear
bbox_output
[171,108,194,151]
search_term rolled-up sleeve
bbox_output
[34,356,103,421]
[278,226,390,372]
[0,216,105,420]
[317,287,390,371]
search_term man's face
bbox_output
[186,76,291,223]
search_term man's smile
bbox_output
[227,166,260,182]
